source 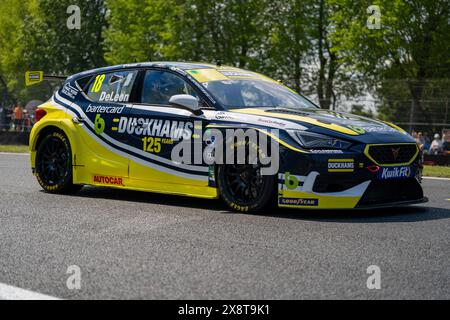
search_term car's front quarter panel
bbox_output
[277,131,424,210]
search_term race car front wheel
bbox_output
[35,131,82,194]
[217,164,275,213]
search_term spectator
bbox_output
[415,132,426,152]
[0,105,4,131]
[13,104,24,132]
[429,134,444,155]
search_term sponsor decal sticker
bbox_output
[284,172,300,190]
[257,118,286,127]
[279,197,319,207]
[348,125,366,134]
[25,71,43,86]
[219,71,258,78]
[62,83,79,99]
[215,112,235,120]
[378,166,413,180]
[86,104,125,114]
[99,91,130,103]
[310,149,344,154]
[117,117,193,140]
[93,175,125,186]
[328,159,355,172]
[94,114,106,135]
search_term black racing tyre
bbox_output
[35,131,82,194]
[217,164,276,213]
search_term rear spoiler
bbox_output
[25,71,67,86]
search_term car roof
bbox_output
[68,61,219,81]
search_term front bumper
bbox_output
[355,197,428,210]
[277,144,425,210]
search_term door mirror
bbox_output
[169,94,202,115]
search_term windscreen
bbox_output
[201,80,318,110]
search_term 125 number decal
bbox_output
[142,137,162,153]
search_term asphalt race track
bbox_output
[0,153,449,300]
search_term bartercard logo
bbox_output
[86,104,125,114]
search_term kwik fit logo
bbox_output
[380,166,412,180]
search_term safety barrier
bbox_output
[0,131,30,145]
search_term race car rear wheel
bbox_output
[217,164,275,213]
[35,131,82,194]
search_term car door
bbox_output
[127,69,209,185]
[75,69,139,178]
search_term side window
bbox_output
[141,70,199,105]
[76,76,92,91]
[86,70,138,103]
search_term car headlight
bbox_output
[287,131,352,150]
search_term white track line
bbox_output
[0,152,29,156]
[0,283,60,300]
[423,176,450,181]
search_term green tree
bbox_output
[264,0,312,93]
[0,0,108,104]
[22,0,108,74]
[104,0,269,70]
[331,0,450,127]
[104,0,175,64]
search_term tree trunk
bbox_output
[325,52,337,110]
[317,0,327,108]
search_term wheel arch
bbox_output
[30,119,82,170]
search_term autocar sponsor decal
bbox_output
[378,166,413,180]
[93,175,125,186]
[328,159,355,172]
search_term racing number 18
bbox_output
[91,74,106,93]
[142,137,162,153]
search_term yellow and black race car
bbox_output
[28,62,427,212]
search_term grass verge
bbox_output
[423,165,450,178]
[0,145,29,153]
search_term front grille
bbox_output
[313,175,362,193]
[357,178,423,207]
[367,144,418,165]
